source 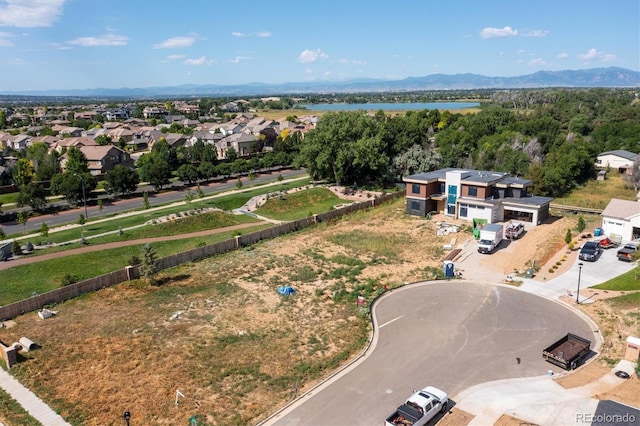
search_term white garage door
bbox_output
[602,218,626,237]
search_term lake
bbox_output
[297,102,480,111]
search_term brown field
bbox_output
[1,197,637,425]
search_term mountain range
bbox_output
[3,67,639,98]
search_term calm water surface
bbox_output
[298,102,480,111]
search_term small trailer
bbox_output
[542,333,591,370]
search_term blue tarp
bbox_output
[278,286,296,296]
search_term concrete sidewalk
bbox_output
[0,369,71,425]
[454,369,632,426]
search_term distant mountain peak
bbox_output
[2,67,638,98]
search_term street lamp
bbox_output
[122,410,131,426]
[576,262,584,304]
[76,173,88,219]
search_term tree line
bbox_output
[295,88,640,196]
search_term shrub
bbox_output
[59,273,78,286]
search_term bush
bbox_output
[59,273,78,286]
[127,256,141,266]
[11,240,22,256]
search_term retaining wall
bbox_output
[0,191,403,321]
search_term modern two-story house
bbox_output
[404,168,553,226]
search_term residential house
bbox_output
[105,108,130,121]
[0,132,11,148]
[188,130,222,147]
[216,133,257,159]
[7,134,31,151]
[51,125,84,137]
[30,135,61,149]
[404,168,553,226]
[52,136,99,153]
[595,150,638,174]
[148,131,188,148]
[142,106,167,119]
[600,197,640,242]
[60,145,133,176]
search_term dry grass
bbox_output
[554,174,637,209]
[0,198,456,425]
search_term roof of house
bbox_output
[405,168,531,187]
[601,198,640,220]
[501,196,554,207]
[598,150,638,161]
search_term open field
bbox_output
[1,182,639,425]
[553,174,637,209]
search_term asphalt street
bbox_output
[0,168,306,235]
[266,281,596,426]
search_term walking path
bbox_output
[0,369,71,425]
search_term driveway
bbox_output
[265,281,597,426]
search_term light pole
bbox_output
[122,410,131,426]
[576,262,583,304]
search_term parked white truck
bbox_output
[478,223,503,254]
[385,386,448,426]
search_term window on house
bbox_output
[459,204,468,217]
[410,200,420,211]
[447,205,456,215]
[438,182,445,194]
[468,186,478,197]
[411,184,421,194]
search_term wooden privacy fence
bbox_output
[0,191,404,321]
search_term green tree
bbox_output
[16,182,47,211]
[78,214,85,225]
[139,243,157,285]
[13,158,35,186]
[565,229,572,245]
[11,240,22,256]
[17,211,28,234]
[143,191,150,209]
[104,165,139,197]
[26,142,59,181]
[176,164,199,184]
[198,162,217,181]
[64,146,90,175]
[50,172,96,206]
[40,222,49,238]
[577,216,586,234]
[225,146,238,162]
[137,153,172,191]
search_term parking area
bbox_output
[265,282,597,426]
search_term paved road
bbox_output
[266,281,596,425]
[0,168,307,235]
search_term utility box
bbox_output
[443,261,454,278]
[624,335,640,362]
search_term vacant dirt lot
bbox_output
[0,198,637,425]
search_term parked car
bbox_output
[617,243,639,262]
[578,241,601,261]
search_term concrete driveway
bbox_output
[264,281,597,426]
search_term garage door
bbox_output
[602,218,625,237]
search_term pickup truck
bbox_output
[505,222,525,240]
[617,243,638,262]
[385,386,448,426]
[542,333,591,370]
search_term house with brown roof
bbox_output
[60,145,133,176]
[601,197,640,242]
[52,136,99,153]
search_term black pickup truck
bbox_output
[542,333,591,370]
[617,243,638,262]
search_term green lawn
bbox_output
[593,267,640,291]
[0,386,40,426]
[0,224,270,305]
[255,187,343,221]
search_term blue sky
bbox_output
[0,0,638,92]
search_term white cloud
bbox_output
[167,54,185,60]
[68,34,127,47]
[480,26,518,39]
[0,0,65,28]
[0,31,14,47]
[233,31,271,38]
[184,56,213,65]
[578,48,616,61]
[528,58,548,66]
[230,56,252,63]
[557,52,569,59]
[299,48,328,63]
[338,58,348,64]
[522,30,549,37]
[153,36,196,49]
